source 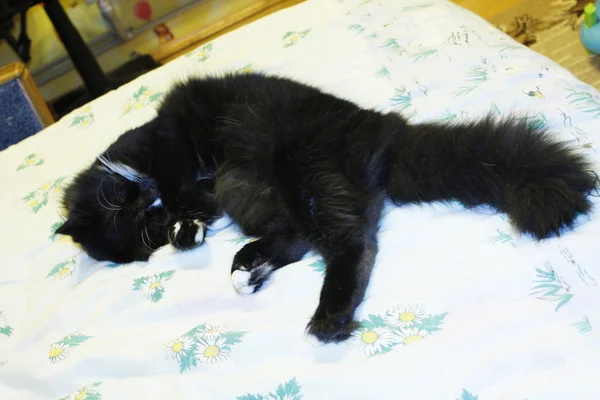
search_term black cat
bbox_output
[56,72,597,343]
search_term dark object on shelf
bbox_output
[51,54,162,118]
[0,0,38,22]
[0,10,31,62]
[1,0,109,98]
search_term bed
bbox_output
[1,0,599,398]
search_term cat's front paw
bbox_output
[231,262,273,295]
[230,238,277,295]
[168,219,206,250]
[306,309,359,344]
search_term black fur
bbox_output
[56,72,597,343]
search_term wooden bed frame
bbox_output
[152,0,305,64]
[0,62,55,129]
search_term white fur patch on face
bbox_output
[98,155,146,183]
[146,197,163,211]
[193,219,205,244]
[195,169,217,183]
[231,263,273,295]
[149,198,162,208]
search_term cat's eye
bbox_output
[115,188,126,200]
[123,185,140,202]
[197,178,214,191]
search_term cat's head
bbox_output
[56,155,169,263]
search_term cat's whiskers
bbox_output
[112,209,121,234]
[215,116,241,125]
[179,205,207,218]
[111,176,125,203]
[100,175,121,208]
[140,230,151,250]
[96,176,121,212]
[144,225,157,249]
[244,95,258,118]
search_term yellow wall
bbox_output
[0,0,260,101]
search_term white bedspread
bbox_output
[1,0,599,398]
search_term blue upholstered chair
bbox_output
[0,62,54,151]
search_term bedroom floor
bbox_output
[453,0,600,89]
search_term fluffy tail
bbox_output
[387,115,598,239]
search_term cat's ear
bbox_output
[55,218,90,239]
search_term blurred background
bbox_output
[0,0,299,118]
[0,0,596,122]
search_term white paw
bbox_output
[193,219,205,244]
[231,263,273,295]
[149,244,177,261]
[304,332,326,348]
[207,214,233,236]
[172,221,182,237]
[168,220,205,249]
[231,270,254,295]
